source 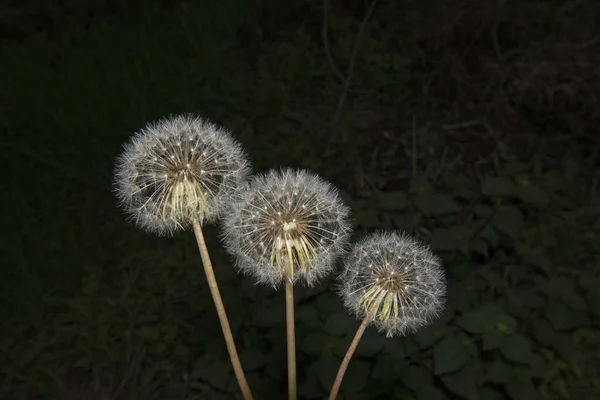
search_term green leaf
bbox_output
[456,304,516,336]
[197,361,230,390]
[413,323,443,349]
[485,361,516,383]
[522,292,545,309]
[517,185,549,205]
[546,302,588,331]
[430,228,457,251]
[410,174,432,195]
[240,347,267,372]
[434,336,470,375]
[188,381,209,392]
[150,341,168,355]
[479,269,504,289]
[528,354,551,378]
[163,325,178,344]
[254,303,284,327]
[495,313,518,335]
[316,292,340,317]
[343,361,370,394]
[456,311,488,334]
[539,277,573,297]
[500,335,533,364]
[450,225,472,255]
[400,365,431,391]
[505,379,537,400]
[492,207,524,240]
[174,344,190,359]
[482,225,499,248]
[551,334,577,362]
[578,274,600,294]
[470,238,489,257]
[586,292,600,320]
[140,326,160,342]
[532,319,555,346]
[482,329,506,351]
[479,387,505,400]
[331,337,350,357]
[299,332,329,356]
[414,193,459,215]
[441,367,479,400]
[551,378,570,399]
[324,312,355,337]
[540,277,587,311]
[415,386,445,400]
[563,291,587,311]
[448,275,474,302]
[297,306,320,328]
[391,212,422,232]
[355,328,387,357]
[313,356,338,390]
[482,176,518,197]
[354,208,381,228]
[371,356,396,382]
[375,191,408,210]
[297,370,323,398]
[400,338,422,357]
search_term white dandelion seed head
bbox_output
[338,231,446,338]
[221,168,353,288]
[113,114,251,235]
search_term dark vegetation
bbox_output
[1,0,599,399]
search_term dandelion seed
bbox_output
[221,168,352,399]
[112,114,254,399]
[338,231,446,338]
[113,114,250,235]
[221,168,353,287]
[329,231,446,400]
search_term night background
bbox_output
[1,0,599,399]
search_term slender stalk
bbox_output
[285,244,297,400]
[285,278,297,400]
[191,218,253,400]
[328,316,370,400]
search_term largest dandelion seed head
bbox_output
[222,169,352,287]
[113,114,250,235]
[339,231,446,338]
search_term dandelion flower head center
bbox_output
[339,232,445,337]
[227,169,351,287]
[256,195,320,278]
[133,130,228,224]
[374,267,407,294]
[114,114,250,235]
[354,245,437,324]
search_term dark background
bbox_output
[1,0,599,399]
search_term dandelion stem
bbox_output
[191,218,254,400]
[328,315,370,400]
[285,278,297,400]
[285,246,297,400]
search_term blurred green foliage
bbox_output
[1,1,599,399]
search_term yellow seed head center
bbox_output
[269,212,316,278]
[358,266,408,323]
[375,268,407,294]
[161,160,210,221]
[283,221,297,231]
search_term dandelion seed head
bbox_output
[338,231,446,338]
[221,168,352,287]
[113,114,251,235]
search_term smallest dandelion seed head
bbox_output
[113,114,251,235]
[221,168,353,288]
[338,231,446,338]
